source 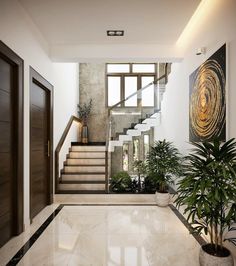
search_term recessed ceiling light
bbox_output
[107,30,124,36]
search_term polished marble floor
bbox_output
[1,205,201,266]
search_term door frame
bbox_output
[0,41,24,235]
[29,67,53,220]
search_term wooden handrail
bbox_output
[55,115,82,192]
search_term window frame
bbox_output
[106,63,158,108]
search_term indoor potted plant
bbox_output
[77,99,92,144]
[110,171,133,193]
[175,138,236,266]
[147,139,182,206]
[133,160,147,192]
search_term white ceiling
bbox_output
[18,0,200,46]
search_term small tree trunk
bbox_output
[214,223,218,254]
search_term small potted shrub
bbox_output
[110,171,133,193]
[175,138,236,266]
[147,139,182,206]
[133,160,147,192]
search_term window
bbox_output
[108,76,121,106]
[144,134,150,159]
[107,64,130,73]
[132,64,155,73]
[124,76,137,106]
[133,139,139,162]
[122,143,129,171]
[141,76,154,107]
[106,63,157,107]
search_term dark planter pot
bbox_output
[81,125,88,144]
[199,244,233,266]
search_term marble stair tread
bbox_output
[58,183,106,190]
[63,166,105,173]
[71,141,106,146]
[56,190,106,194]
[60,180,106,184]
[61,173,105,181]
[63,164,106,167]
[68,152,105,159]
[65,158,106,165]
[65,161,106,166]
[61,172,106,175]
[70,146,106,152]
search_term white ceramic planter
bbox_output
[199,245,234,266]
[155,191,170,207]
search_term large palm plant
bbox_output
[175,138,236,256]
[147,140,182,193]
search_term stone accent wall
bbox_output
[79,63,107,142]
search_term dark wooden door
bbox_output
[30,69,53,220]
[0,42,23,248]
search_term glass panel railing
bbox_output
[105,64,170,191]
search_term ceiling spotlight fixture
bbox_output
[196,47,206,55]
[107,30,124,36]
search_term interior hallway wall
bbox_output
[154,0,236,258]
[53,63,79,179]
[79,63,107,142]
[0,0,53,228]
[155,0,236,153]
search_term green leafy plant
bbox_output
[146,140,182,193]
[77,99,92,124]
[110,171,133,193]
[175,138,236,256]
[133,160,147,192]
[143,175,156,193]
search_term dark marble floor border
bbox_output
[169,204,207,246]
[6,205,63,266]
[6,203,206,265]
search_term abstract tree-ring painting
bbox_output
[189,44,226,142]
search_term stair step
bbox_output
[56,190,106,194]
[134,124,150,132]
[60,180,105,184]
[71,142,106,146]
[126,129,141,136]
[61,173,106,181]
[68,151,105,159]
[71,146,105,152]
[63,165,105,173]
[66,158,105,165]
[58,183,105,190]
[119,135,132,142]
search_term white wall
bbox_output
[155,0,236,153]
[53,63,80,179]
[154,0,236,257]
[0,0,53,228]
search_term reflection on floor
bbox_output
[1,205,201,266]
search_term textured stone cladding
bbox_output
[79,63,107,142]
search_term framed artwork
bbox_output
[189,44,226,142]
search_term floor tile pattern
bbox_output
[5,205,201,266]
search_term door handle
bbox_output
[47,140,50,157]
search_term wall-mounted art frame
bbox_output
[189,44,226,142]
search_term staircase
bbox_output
[58,143,107,193]
[55,63,171,194]
[109,110,161,152]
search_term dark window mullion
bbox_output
[137,75,142,108]
[121,74,125,107]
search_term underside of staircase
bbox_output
[57,143,107,194]
[109,109,161,151]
